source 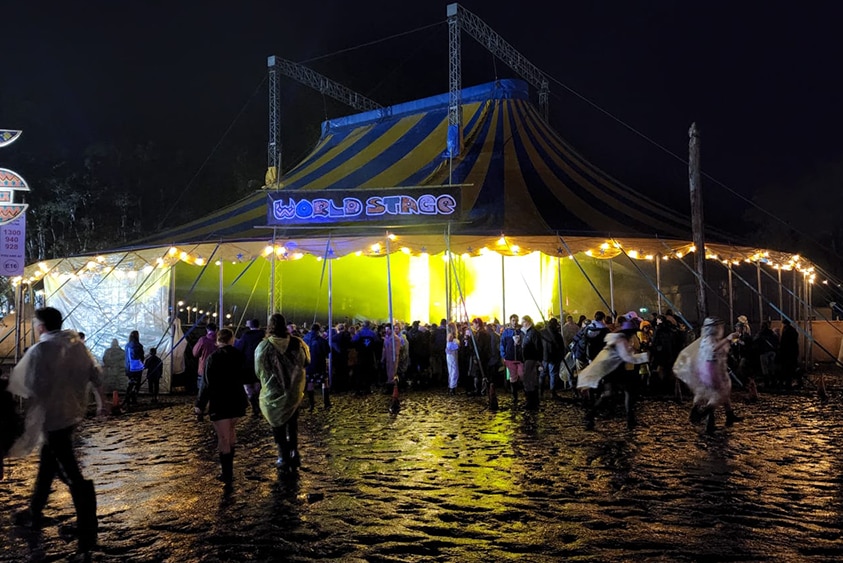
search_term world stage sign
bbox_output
[266,187,460,227]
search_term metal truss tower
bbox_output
[446,3,550,157]
[266,55,383,174]
[447,4,462,159]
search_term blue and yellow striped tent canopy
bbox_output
[142,79,690,247]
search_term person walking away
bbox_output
[194,328,248,489]
[500,314,524,402]
[145,347,164,403]
[381,324,403,391]
[650,315,676,394]
[234,318,265,416]
[541,317,565,397]
[125,330,145,407]
[521,315,543,411]
[755,321,779,389]
[585,311,610,364]
[9,307,107,555]
[445,322,460,395]
[561,315,579,351]
[352,321,379,395]
[255,314,310,474]
[777,319,800,389]
[303,323,331,411]
[673,317,743,434]
[101,339,125,396]
[192,322,218,395]
[431,319,448,387]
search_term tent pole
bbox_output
[445,253,451,322]
[219,258,224,326]
[557,256,563,316]
[609,258,615,316]
[501,253,506,323]
[728,262,734,325]
[270,228,277,315]
[169,265,176,394]
[328,253,333,389]
[756,260,763,326]
[445,224,452,322]
[807,277,814,368]
[777,267,784,322]
[385,231,395,363]
[656,255,662,315]
[13,283,22,363]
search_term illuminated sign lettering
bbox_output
[267,187,460,226]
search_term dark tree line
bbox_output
[10,141,263,262]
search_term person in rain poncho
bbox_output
[673,317,743,434]
[7,307,107,555]
[577,318,649,430]
[255,313,310,474]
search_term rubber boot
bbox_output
[287,418,301,470]
[307,389,315,413]
[322,385,331,410]
[274,426,289,471]
[689,404,704,424]
[488,382,499,412]
[70,479,98,554]
[705,408,716,435]
[525,390,539,411]
[725,409,743,426]
[219,452,234,487]
[624,389,637,429]
[511,384,519,407]
[584,407,596,431]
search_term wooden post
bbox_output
[689,122,708,329]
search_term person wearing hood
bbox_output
[101,338,125,394]
[673,317,743,434]
[9,307,106,555]
[255,313,310,473]
[234,318,265,416]
[577,317,649,430]
[520,315,543,410]
[192,322,218,394]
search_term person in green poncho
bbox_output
[255,313,310,473]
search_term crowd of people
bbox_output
[0,304,806,558]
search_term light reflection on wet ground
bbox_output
[2,377,843,562]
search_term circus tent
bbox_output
[13,79,816,389]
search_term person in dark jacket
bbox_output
[144,347,163,403]
[124,330,144,406]
[521,315,543,410]
[541,317,565,397]
[500,314,524,402]
[194,328,247,489]
[352,321,381,395]
[234,319,265,416]
[467,318,491,396]
[303,323,331,411]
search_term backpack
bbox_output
[586,327,609,361]
[570,327,589,362]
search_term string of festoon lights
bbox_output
[12,237,822,287]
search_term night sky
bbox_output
[4,0,843,240]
